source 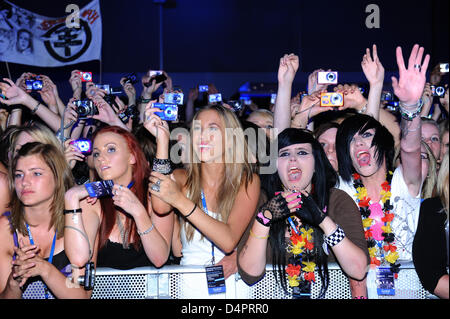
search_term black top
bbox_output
[96,240,155,270]
[412,197,448,294]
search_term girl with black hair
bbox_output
[335,45,429,298]
[237,128,368,298]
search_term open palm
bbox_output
[392,44,430,105]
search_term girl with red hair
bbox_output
[64,126,172,270]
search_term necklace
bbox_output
[352,171,400,277]
[116,214,130,249]
[285,216,316,295]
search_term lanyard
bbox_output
[200,190,215,265]
[25,223,57,299]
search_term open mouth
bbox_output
[287,167,302,182]
[356,150,371,167]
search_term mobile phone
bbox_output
[153,103,178,121]
[70,139,92,155]
[320,92,344,107]
[317,71,338,85]
[84,180,114,198]
[208,93,222,103]
[78,71,93,82]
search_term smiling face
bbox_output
[318,127,338,172]
[92,132,136,184]
[277,143,315,192]
[422,122,441,161]
[14,154,56,207]
[349,128,382,177]
[192,109,225,163]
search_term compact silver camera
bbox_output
[208,93,222,103]
[317,71,338,85]
[164,93,184,105]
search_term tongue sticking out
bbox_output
[288,169,302,182]
[357,153,371,167]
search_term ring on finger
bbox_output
[150,183,160,192]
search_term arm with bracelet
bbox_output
[392,44,430,197]
[64,185,101,268]
[0,78,61,132]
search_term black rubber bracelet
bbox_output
[63,208,82,215]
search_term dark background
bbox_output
[1,0,449,101]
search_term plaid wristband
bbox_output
[324,225,346,247]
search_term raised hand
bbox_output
[307,69,330,95]
[277,53,300,85]
[361,44,385,85]
[0,78,31,106]
[391,44,430,106]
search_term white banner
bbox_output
[0,0,102,67]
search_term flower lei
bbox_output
[353,171,401,277]
[286,218,316,291]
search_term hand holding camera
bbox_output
[308,69,331,95]
[332,84,366,111]
[64,138,86,169]
[143,102,171,143]
[0,78,31,107]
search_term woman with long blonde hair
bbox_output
[146,103,260,297]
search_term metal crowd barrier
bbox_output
[91,262,435,299]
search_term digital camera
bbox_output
[440,63,449,73]
[320,92,344,107]
[227,100,243,112]
[95,84,122,95]
[317,71,338,85]
[25,78,43,91]
[77,262,95,290]
[143,71,167,87]
[78,71,93,82]
[164,92,184,105]
[199,85,209,92]
[431,85,446,97]
[123,73,138,85]
[85,180,114,198]
[75,100,98,118]
[153,103,178,121]
[70,139,92,155]
[208,93,222,103]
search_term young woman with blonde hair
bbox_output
[146,104,260,297]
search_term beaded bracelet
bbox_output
[152,158,173,175]
[138,222,155,236]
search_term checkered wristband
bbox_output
[324,225,345,247]
[152,158,173,175]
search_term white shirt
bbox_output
[338,166,421,261]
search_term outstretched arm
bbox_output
[392,44,430,197]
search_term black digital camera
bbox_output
[75,100,98,118]
[77,262,95,290]
[123,73,138,85]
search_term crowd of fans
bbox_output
[0,43,448,299]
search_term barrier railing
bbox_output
[91,262,434,299]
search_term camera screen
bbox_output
[25,79,43,91]
[199,85,209,92]
[208,94,222,103]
